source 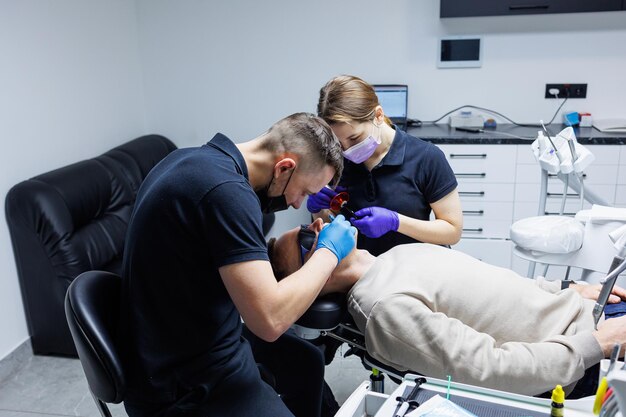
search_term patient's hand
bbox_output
[570,283,626,303]
[594,315,626,357]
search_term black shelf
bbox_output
[440,0,624,18]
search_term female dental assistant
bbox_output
[310,75,463,256]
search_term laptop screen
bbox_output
[373,85,408,124]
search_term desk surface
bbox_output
[407,124,626,145]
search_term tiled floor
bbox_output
[0,343,397,417]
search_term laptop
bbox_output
[373,84,408,130]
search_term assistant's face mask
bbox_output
[342,122,382,164]
[257,167,295,213]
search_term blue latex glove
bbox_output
[306,186,346,213]
[352,207,399,238]
[315,214,357,263]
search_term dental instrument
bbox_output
[329,191,359,220]
[593,255,626,326]
[540,121,562,159]
[394,377,426,417]
[608,343,621,374]
[540,121,569,215]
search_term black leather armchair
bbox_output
[6,135,177,356]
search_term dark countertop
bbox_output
[407,124,626,145]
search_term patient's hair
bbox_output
[261,112,343,185]
[318,75,392,127]
[267,237,288,281]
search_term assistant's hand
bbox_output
[316,214,356,263]
[352,206,399,238]
[571,283,626,303]
[306,187,336,213]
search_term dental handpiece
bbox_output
[339,202,357,220]
[593,256,626,326]
[567,139,578,162]
[540,120,565,163]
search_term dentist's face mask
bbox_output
[257,167,295,213]
[342,121,382,164]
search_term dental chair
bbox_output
[510,126,624,282]
[294,293,411,393]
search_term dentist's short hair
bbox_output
[261,112,343,185]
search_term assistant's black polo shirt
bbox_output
[120,134,269,402]
[339,128,457,256]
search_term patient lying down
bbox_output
[268,218,626,397]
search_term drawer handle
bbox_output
[545,212,577,216]
[509,4,549,10]
[548,173,587,178]
[463,228,484,233]
[547,192,579,198]
[463,210,485,216]
[456,173,486,178]
[450,154,487,159]
[459,191,485,196]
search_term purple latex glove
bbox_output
[352,207,399,238]
[306,186,346,213]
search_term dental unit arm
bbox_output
[532,125,606,216]
[533,124,594,176]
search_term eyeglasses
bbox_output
[298,224,316,265]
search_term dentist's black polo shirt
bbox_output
[339,128,457,256]
[120,134,270,405]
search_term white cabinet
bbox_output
[436,142,625,277]
[437,144,517,269]
[453,238,513,269]
[618,146,626,207]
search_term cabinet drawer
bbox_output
[515,164,543,184]
[515,183,616,204]
[619,165,626,185]
[512,200,594,221]
[453,238,512,269]
[462,218,512,239]
[462,201,514,221]
[587,145,621,165]
[458,183,515,202]
[438,144,517,184]
[516,144,536,164]
[617,185,626,205]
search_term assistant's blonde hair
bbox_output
[318,75,392,126]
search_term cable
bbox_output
[420,98,569,128]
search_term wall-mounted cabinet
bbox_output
[440,0,624,18]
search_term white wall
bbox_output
[1,0,625,360]
[135,0,626,234]
[0,1,147,359]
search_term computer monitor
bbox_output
[373,84,408,129]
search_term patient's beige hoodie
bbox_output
[347,243,604,396]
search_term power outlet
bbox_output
[545,83,587,99]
